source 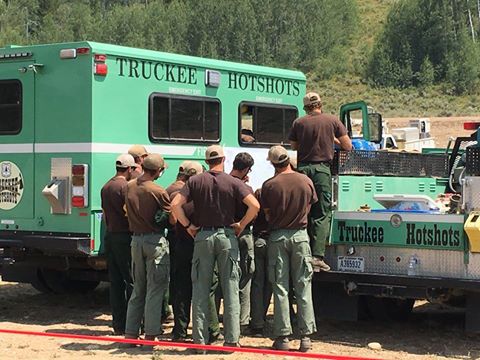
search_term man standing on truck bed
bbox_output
[289,92,352,271]
[171,145,260,350]
[261,145,317,352]
[124,153,171,347]
[101,153,136,335]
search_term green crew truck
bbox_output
[314,102,480,332]
[0,41,305,292]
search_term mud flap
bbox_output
[312,281,361,322]
[466,291,480,333]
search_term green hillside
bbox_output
[314,0,480,117]
[0,0,478,117]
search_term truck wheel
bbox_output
[366,297,415,321]
[40,269,100,294]
[30,269,54,293]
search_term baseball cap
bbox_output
[289,154,298,170]
[143,153,166,170]
[116,153,136,168]
[179,160,203,176]
[128,144,148,158]
[267,145,290,164]
[303,92,322,106]
[205,145,225,161]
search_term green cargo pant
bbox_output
[105,232,133,334]
[191,228,240,344]
[298,162,332,257]
[171,234,220,339]
[250,237,272,329]
[125,233,170,337]
[239,230,254,326]
[268,229,316,337]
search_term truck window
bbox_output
[0,80,22,135]
[149,93,220,143]
[239,102,298,146]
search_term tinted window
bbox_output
[0,80,22,135]
[150,94,220,142]
[239,102,298,146]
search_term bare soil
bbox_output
[1,279,480,360]
[387,117,480,148]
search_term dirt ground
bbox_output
[387,116,480,148]
[2,116,480,360]
[1,279,480,360]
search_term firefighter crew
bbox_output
[124,153,171,346]
[128,144,148,179]
[229,152,255,333]
[289,92,352,271]
[171,145,260,349]
[166,161,221,342]
[100,153,136,335]
[261,145,317,352]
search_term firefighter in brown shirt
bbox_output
[171,145,260,350]
[261,145,317,352]
[123,153,171,346]
[101,153,136,335]
[289,92,352,271]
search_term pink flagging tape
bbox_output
[0,328,380,360]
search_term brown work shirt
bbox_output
[125,178,171,234]
[180,170,251,227]
[231,175,254,223]
[252,188,268,238]
[167,179,194,241]
[166,180,185,199]
[261,172,317,230]
[101,176,130,233]
[288,113,347,163]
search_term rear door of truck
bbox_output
[0,56,35,223]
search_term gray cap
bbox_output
[267,145,290,164]
[128,144,148,158]
[143,153,166,170]
[179,160,203,176]
[116,153,136,168]
[303,92,322,106]
[205,145,225,160]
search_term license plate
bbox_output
[337,256,364,272]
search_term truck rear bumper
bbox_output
[0,231,91,256]
[314,271,480,291]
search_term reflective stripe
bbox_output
[0,143,197,156]
[0,143,34,153]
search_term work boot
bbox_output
[223,342,241,354]
[141,335,156,351]
[272,336,290,351]
[118,334,139,348]
[299,336,312,352]
[311,256,330,272]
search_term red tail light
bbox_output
[94,63,108,76]
[464,122,480,130]
[72,164,88,208]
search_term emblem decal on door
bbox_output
[0,161,24,210]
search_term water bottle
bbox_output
[407,255,419,276]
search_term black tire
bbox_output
[39,268,100,294]
[366,296,415,321]
[30,268,54,293]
